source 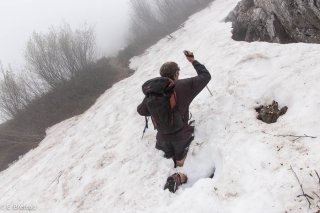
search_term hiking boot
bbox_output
[164,173,187,193]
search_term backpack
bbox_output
[142,77,184,135]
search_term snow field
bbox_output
[0,0,320,212]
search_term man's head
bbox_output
[160,62,180,80]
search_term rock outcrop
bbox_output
[255,101,288,124]
[226,0,320,43]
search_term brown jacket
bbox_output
[137,60,211,142]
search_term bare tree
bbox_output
[0,64,30,118]
[25,24,96,89]
[20,70,47,99]
[128,0,214,54]
[156,0,185,31]
[156,0,213,28]
[129,0,164,42]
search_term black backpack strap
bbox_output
[141,116,149,139]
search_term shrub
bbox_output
[0,64,31,118]
[118,0,214,62]
[25,24,96,89]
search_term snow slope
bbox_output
[1,0,320,212]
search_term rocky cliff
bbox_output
[226,0,320,43]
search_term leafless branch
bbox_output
[262,131,317,141]
[313,191,320,199]
[0,65,33,118]
[26,24,96,89]
[51,170,63,185]
[127,0,214,57]
[315,170,320,186]
[290,165,314,208]
[167,34,174,39]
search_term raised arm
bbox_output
[189,60,211,96]
[183,51,211,96]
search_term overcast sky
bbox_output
[0,0,130,68]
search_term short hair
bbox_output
[160,62,179,80]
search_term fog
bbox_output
[0,0,130,67]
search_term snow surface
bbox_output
[1,0,320,212]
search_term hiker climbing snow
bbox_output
[137,50,211,193]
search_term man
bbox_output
[137,51,211,193]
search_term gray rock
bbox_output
[226,0,320,43]
[255,100,288,124]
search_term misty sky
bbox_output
[0,0,130,68]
